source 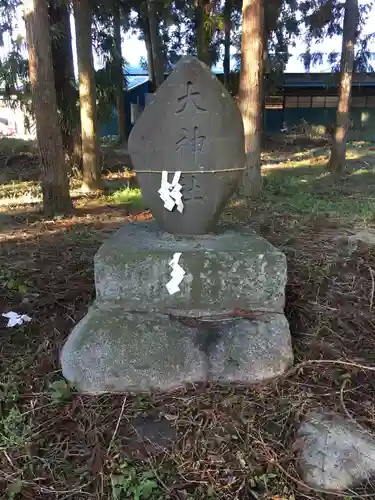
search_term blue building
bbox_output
[100,70,375,139]
[99,66,149,138]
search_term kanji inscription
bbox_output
[128,55,245,234]
[182,175,204,201]
[175,81,207,114]
[176,126,205,163]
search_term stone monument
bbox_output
[61,56,293,394]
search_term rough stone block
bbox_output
[95,221,287,312]
[61,304,207,394]
[208,314,292,382]
[61,306,293,393]
[297,410,375,490]
[61,222,293,394]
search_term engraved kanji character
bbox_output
[176,126,205,162]
[175,81,207,113]
[182,175,204,201]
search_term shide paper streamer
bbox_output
[166,252,186,295]
[2,312,31,328]
[158,171,184,213]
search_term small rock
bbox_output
[349,230,375,247]
[132,415,176,448]
[296,410,375,490]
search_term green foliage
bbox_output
[0,267,30,294]
[111,463,164,500]
[6,478,23,500]
[262,163,375,223]
[47,380,73,403]
[0,406,31,449]
[299,0,375,72]
[101,134,121,146]
[107,187,144,209]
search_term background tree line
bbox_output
[2,0,374,215]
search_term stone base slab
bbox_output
[94,221,287,312]
[61,302,293,394]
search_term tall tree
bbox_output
[238,0,264,199]
[49,0,82,168]
[147,0,164,87]
[73,0,102,191]
[24,0,72,215]
[113,2,127,142]
[133,2,155,87]
[223,0,232,87]
[195,0,216,66]
[328,0,359,173]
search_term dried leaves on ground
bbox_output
[1,138,375,499]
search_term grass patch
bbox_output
[0,180,41,200]
[0,137,36,156]
[106,186,145,209]
[263,166,375,224]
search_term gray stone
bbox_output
[209,314,292,382]
[131,416,177,448]
[349,230,375,246]
[61,306,207,394]
[95,221,287,312]
[297,410,375,490]
[61,302,292,393]
[61,222,293,393]
[128,56,245,235]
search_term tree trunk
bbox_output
[73,0,102,191]
[327,0,358,174]
[238,0,264,199]
[24,0,72,216]
[114,3,127,143]
[136,4,155,89]
[144,20,155,88]
[49,0,82,170]
[260,27,269,148]
[223,0,231,88]
[195,0,211,66]
[147,0,164,88]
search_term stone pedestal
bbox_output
[61,222,293,394]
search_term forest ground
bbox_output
[1,135,375,499]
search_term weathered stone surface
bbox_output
[128,56,245,235]
[209,314,292,382]
[349,230,375,246]
[95,221,287,312]
[61,303,292,393]
[61,222,293,393]
[61,306,207,394]
[297,410,375,490]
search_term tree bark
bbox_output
[238,0,264,199]
[144,19,155,88]
[73,0,102,191]
[195,0,213,66]
[327,0,358,174]
[136,3,155,89]
[147,0,164,88]
[260,26,269,148]
[113,3,127,143]
[24,0,72,216]
[49,0,82,169]
[223,0,232,88]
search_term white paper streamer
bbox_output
[2,311,31,328]
[166,252,186,295]
[158,171,184,213]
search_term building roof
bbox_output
[280,73,375,87]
